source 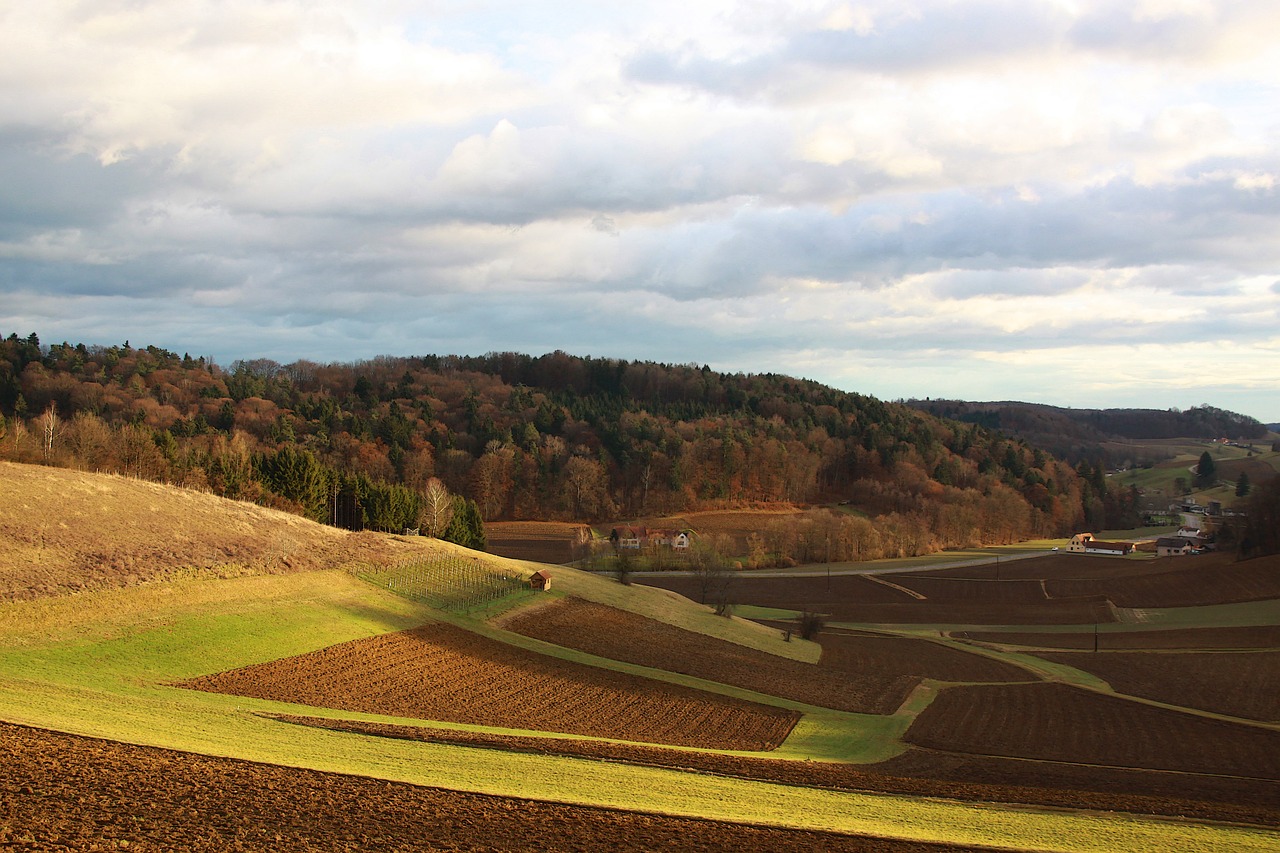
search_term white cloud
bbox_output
[0,0,1278,420]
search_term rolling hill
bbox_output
[1,461,1278,851]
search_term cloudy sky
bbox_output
[2,1,1278,421]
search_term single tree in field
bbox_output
[691,539,730,606]
[796,610,825,641]
[615,549,633,586]
[1196,451,1216,487]
[1236,472,1251,497]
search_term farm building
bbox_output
[1177,526,1202,538]
[529,570,552,591]
[1156,537,1194,557]
[1067,533,1136,556]
[609,526,692,550]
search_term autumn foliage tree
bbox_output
[0,332,1179,558]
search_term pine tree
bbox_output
[1196,451,1216,487]
[1236,472,1250,497]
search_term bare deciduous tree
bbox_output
[40,405,60,461]
[421,477,454,538]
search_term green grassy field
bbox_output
[2,569,1277,852]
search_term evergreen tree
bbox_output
[442,496,486,550]
[1196,451,1216,487]
[1236,471,1250,497]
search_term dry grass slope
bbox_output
[0,460,450,601]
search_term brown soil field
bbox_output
[1216,455,1279,487]
[485,520,587,564]
[643,573,1112,625]
[0,722,977,853]
[1045,552,1280,607]
[872,747,1280,827]
[0,460,425,602]
[1035,650,1280,721]
[921,553,1183,581]
[963,625,1280,650]
[889,576,1051,605]
[278,714,1280,827]
[501,598,1026,714]
[180,621,798,751]
[816,628,1030,690]
[904,682,1280,780]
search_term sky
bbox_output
[2,1,1279,422]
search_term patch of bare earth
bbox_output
[962,625,1280,650]
[0,722,980,853]
[904,682,1280,780]
[1045,552,1280,608]
[484,520,587,564]
[643,573,1111,625]
[180,621,798,751]
[1035,650,1280,721]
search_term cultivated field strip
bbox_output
[646,572,1112,625]
[2,722,962,853]
[504,597,1027,714]
[180,622,799,750]
[359,554,524,612]
[1045,552,1280,608]
[1036,650,1280,721]
[904,682,1280,780]
[964,624,1280,650]
[276,713,1280,827]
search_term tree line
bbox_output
[1,333,1146,556]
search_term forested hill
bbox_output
[0,334,1137,553]
[906,399,1267,465]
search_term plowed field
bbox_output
[276,714,1280,826]
[484,520,586,564]
[963,625,1280,650]
[642,573,1111,625]
[904,682,1280,780]
[180,622,798,751]
[502,598,1026,714]
[1045,552,1280,607]
[1036,650,1280,721]
[0,722,974,853]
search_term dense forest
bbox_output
[907,399,1268,467]
[0,333,1144,559]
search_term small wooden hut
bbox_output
[530,570,552,591]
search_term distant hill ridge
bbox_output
[1,333,1147,549]
[906,399,1266,464]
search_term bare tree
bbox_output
[796,610,826,641]
[420,477,454,538]
[691,539,730,606]
[40,405,60,462]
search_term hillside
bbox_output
[2,334,1144,556]
[906,399,1268,467]
[0,461,413,601]
[3,462,1280,850]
